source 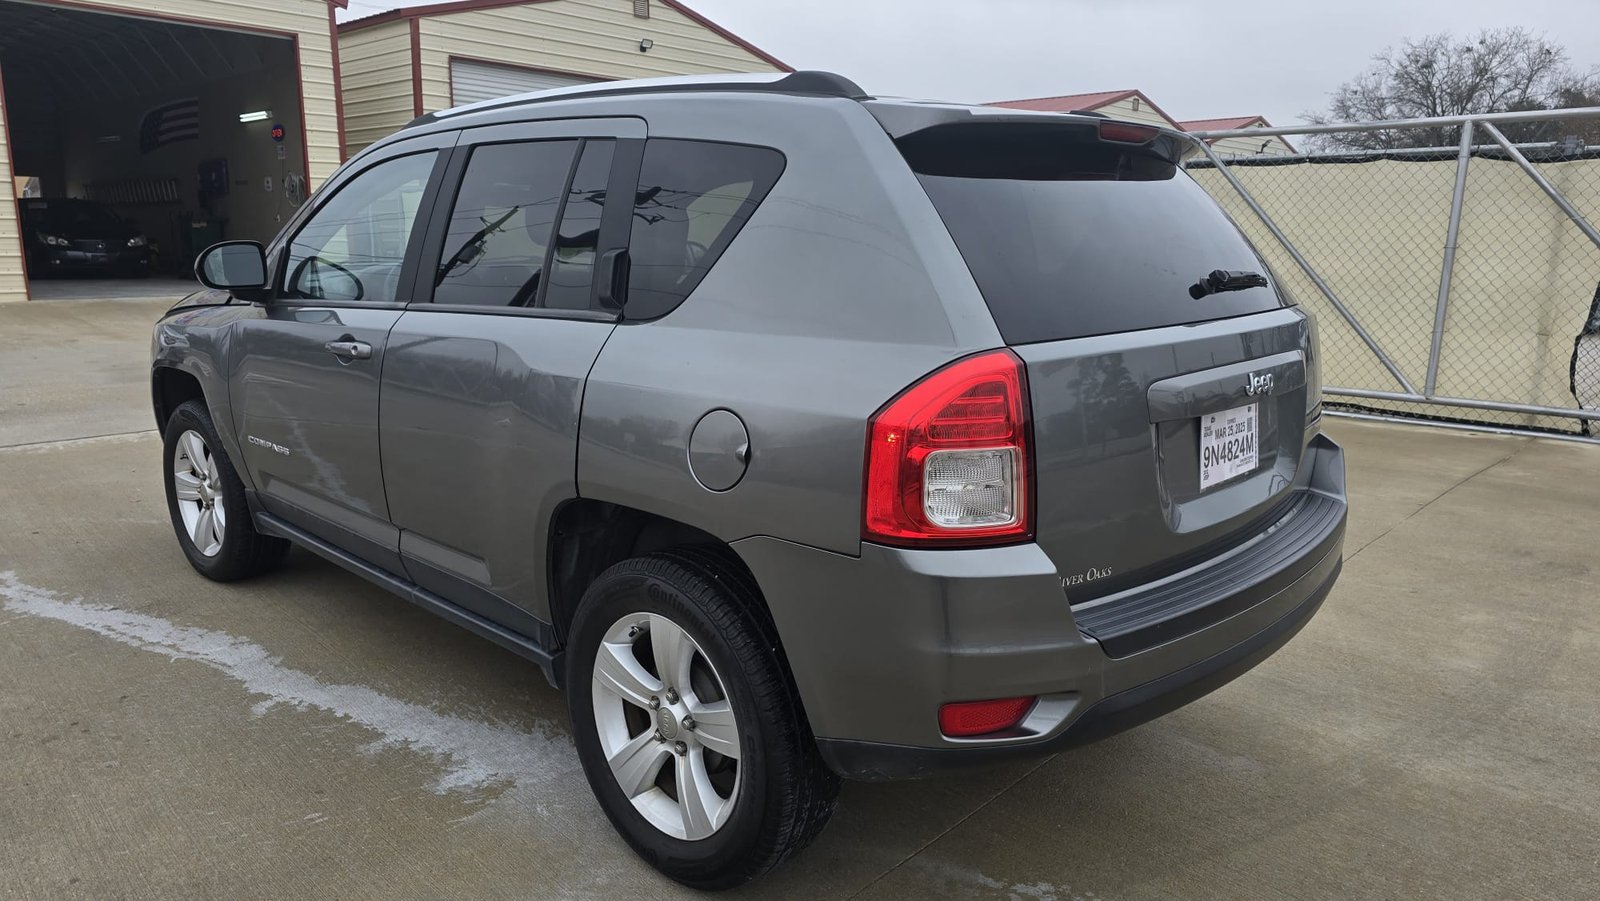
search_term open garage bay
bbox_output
[1,0,321,300]
[1,295,1598,898]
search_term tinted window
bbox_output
[626,140,785,319]
[543,140,615,310]
[285,152,436,304]
[906,128,1284,343]
[434,140,577,307]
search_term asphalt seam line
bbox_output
[845,751,1062,900]
[0,429,157,452]
[1344,439,1532,563]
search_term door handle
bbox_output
[596,248,629,311]
[325,339,372,360]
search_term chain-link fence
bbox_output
[1186,109,1600,439]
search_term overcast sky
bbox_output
[340,0,1600,127]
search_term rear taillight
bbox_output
[864,350,1032,547]
[1305,313,1324,424]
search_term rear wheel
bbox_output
[566,549,838,889]
[162,399,288,581]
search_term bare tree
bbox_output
[1305,29,1599,150]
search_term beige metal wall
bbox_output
[338,20,415,155]
[1096,96,1181,131]
[413,0,784,118]
[0,67,22,303]
[0,0,342,302]
[1209,133,1297,158]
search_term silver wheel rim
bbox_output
[591,612,741,841]
[173,429,225,557]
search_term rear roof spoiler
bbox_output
[864,100,1200,162]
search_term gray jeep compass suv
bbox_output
[152,71,1346,888]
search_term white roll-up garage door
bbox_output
[450,59,599,105]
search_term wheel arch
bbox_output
[152,361,255,497]
[545,500,803,688]
[548,499,738,643]
[152,364,207,430]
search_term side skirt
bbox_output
[254,511,564,688]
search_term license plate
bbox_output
[1199,403,1259,490]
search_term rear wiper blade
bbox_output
[1190,269,1268,299]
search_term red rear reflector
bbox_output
[939,697,1036,737]
[1099,121,1159,144]
[863,350,1033,547]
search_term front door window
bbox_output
[283,152,437,304]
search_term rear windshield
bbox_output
[903,126,1285,344]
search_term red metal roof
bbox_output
[986,88,1184,131]
[340,0,790,72]
[985,89,1138,113]
[1177,116,1268,133]
[987,93,1294,151]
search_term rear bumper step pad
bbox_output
[1073,489,1346,658]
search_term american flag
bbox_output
[140,99,200,154]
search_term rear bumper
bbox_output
[817,556,1338,779]
[734,433,1346,781]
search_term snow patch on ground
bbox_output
[0,570,575,797]
[909,857,1100,900]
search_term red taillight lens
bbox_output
[864,350,1032,547]
[1099,121,1159,144]
[939,697,1036,737]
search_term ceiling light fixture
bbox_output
[238,109,272,123]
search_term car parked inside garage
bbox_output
[150,71,1347,889]
[17,199,151,278]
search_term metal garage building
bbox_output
[987,90,1298,158]
[337,0,789,155]
[0,0,348,302]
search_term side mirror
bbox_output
[195,241,268,293]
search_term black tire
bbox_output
[162,398,289,581]
[566,548,839,890]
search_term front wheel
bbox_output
[566,549,838,889]
[162,398,288,581]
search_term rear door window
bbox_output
[902,125,1285,344]
[433,140,578,307]
[625,139,785,320]
[542,140,615,310]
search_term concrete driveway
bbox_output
[2,297,1597,899]
[22,277,196,302]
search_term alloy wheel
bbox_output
[172,429,225,557]
[590,611,742,841]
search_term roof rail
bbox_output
[427,70,869,123]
